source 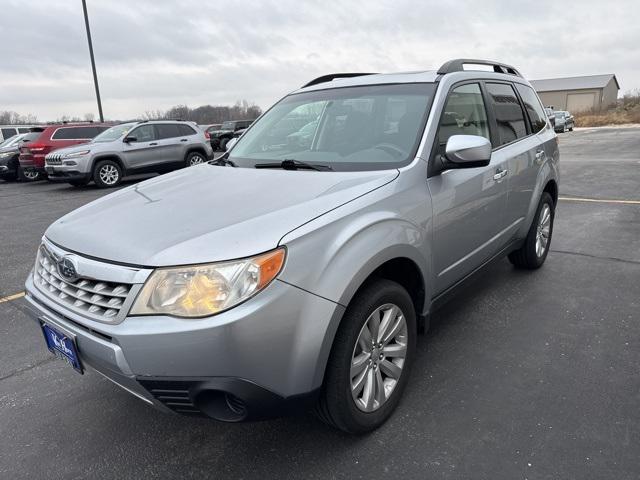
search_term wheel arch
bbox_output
[90,154,126,175]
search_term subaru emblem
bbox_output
[57,256,79,282]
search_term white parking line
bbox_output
[559,196,640,205]
[0,292,25,304]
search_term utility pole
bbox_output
[81,0,104,122]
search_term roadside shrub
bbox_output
[574,90,640,127]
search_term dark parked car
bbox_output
[554,110,575,132]
[209,119,255,151]
[0,133,33,181]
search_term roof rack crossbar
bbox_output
[302,72,377,88]
[437,59,522,78]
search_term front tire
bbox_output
[316,279,416,434]
[508,192,555,269]
[93,160,122,188]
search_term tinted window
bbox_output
[2,128,17,139]
[178,124,197,136]
[437,83,490,148]
[52,126,101,140]
[156,124,181,139]
[515,84,547,133]
[22,132,43,143]
[486,83,527,145]
[17,128,30,133]
[129,124,156,142]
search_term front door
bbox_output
[427,82,509,294]
[122,124,161,170]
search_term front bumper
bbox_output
[24,271,343,421]
[45,165,91,182]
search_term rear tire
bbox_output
[18,167,42,182]
[508,192,555,269]
[93,160,122,188]
[186,151,206,167]
[316,279,416,434]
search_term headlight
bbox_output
[64,150,91,158]
[130,248,285,318]
[0,152,13,158]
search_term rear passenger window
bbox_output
[2,128,17,139]
[437,83,490,149]
[515,84,548,133]
[177,124,196,136]
[485,83,527,145]
[52,127,98,140]
[156,124,181,139]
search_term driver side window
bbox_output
[437,83,490,151]
[129,125,156,142]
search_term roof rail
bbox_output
[437,59,522,77]
[302,72,377,88]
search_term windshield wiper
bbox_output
[210,154,236,167]
[254,159,333,171]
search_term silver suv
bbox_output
[44,120,213,187]
[24,60,558,433]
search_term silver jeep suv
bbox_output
[44,120,213,187]
[24,59,558,433]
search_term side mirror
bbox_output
[225,137,238,151]
[444,135,492,168]
[123,136,137,143]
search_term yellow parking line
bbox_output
[0,292,25,304]
[559,196,640,205]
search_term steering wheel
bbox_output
[372,143,407,158]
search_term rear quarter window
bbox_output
[515,84,548,133]
[178,124,197,136]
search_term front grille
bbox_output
[34,245,132,321]
[45,152,63,165]
[138,380,203,416]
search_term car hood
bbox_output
[45,165,398,267]
[48,142,113,156]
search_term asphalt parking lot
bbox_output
[1,128,639,479]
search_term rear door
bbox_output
[155,124,183,165]
[121,124,160,169]
[428,82,509,294]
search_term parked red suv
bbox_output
[18,123,110,181]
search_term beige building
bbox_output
[530,74,619,112]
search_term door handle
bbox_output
[180,138,188,142]
[493,169,508,181]
[149,142,158,146]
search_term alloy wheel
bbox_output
[23,170,40,180]
[99,165,119,185]
[536,203,551,257]
[189,154,205,166]
[350,303,408,412]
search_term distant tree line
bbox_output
[141,100,262,124]
[0,99,262,126]
[0,111,38,124]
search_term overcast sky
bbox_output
[1,0,638,121]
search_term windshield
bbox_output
[0,133,25,148]
[92,123,136,142]
[554,112,565,117]
[229,83,435,171]
[221,121,235,130]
